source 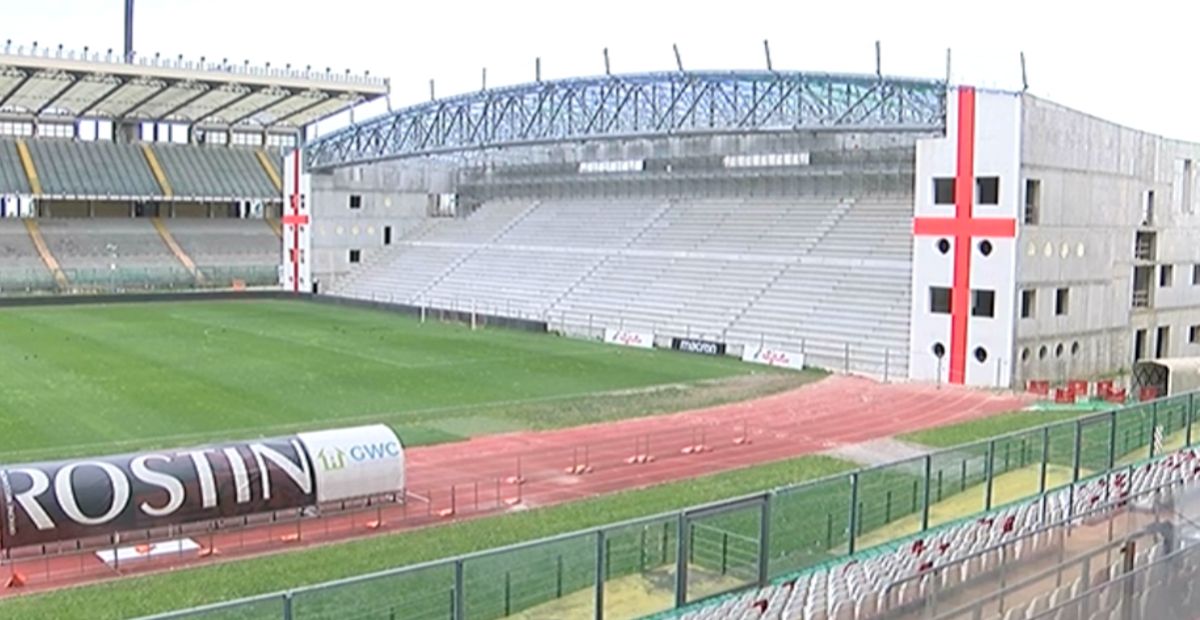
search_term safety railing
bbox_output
[133,391,1200,619]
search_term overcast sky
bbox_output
[6,0,1199,141]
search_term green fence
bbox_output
[140,391,1200,620]
[0,264,277,296]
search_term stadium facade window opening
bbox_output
[231,131,263,146]
[1024,179,1041,224]
[1160,264,1174,287]
[1055,287,1070,316]
[933,178,955,204]
[0,121,34,137]
[1193,264,1200,285]
[1156,326,1170,358]
[266,133,296,148]
[722,152,810,169]
[1020,289,1036,319]
[1134,329,1147,361]
[348,194,363,209]
[348,249,361,263]
[1190,325,1199,344]
[971,289,996,318]
[930,286,952,314]
[976,177,1000,205]
[578,159,644,174]
[37,123,73,138]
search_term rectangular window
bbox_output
[1183,159,1194,214]
[1193,264,1200,285]
[976,177,1000,205]
[930,287,952,314]
[348,249,361,263]
[971,289,996,318]
[1160,264,1174,288]
[1156,326,1170,358]
[1144,189,1156,226]
[1024,179,1041,224]
[1190,325,1200,345]
[933,178,956,205]
[1134,329,1147,362]
[348,194,363,209]
[1020,289,1036,319]
[1055,287,1069,316]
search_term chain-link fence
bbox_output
[0,264,277,296]
[133,391,1200,620]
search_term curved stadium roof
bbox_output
[304,70,947,170]
[0,43,388,130]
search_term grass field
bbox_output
[0,299,816,461]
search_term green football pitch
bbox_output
[0,299,811,463]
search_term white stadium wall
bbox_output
[909,87,1022,387]
[282,149,313,293]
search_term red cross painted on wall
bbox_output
[284,151,309,293]
[912,87,1017,384]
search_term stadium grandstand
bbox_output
[0,39,386,292]
[296,72,1200,391]
[4,5,1200,620]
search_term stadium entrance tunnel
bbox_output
[1134,357,1200,397]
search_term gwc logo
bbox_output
[316,441,401,471]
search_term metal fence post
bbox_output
[674,512,689,609]
[758,494,771,586]
[1072,421,1083,483]
[595,530,606,620]
[1189,393,1196,447]
[921,455,932,532]
[1040,426,1050,494]
[283,592,293,620]
[453,559,465,620]
[1150,401,1159,459]
[985,440,996,511]
[847,472,860,555]
[1108,409,1118,470]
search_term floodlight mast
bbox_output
[117,0,139,143]
[124,0,134,62]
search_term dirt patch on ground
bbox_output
[825,437,934,467]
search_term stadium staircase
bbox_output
[21,219,68,289]
[151,217,204,284]
[333,198,914,377]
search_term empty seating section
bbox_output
[727,260,910,373]
[0,141,31,193]
[335,198,914,376]
[813,202,913,259]
[153,144,278,199]
[26,140,161,197]
[168,219,278,268]
[557,255,782,339]
[496,201,659,248]
[0,220,52,288]
[633,200,834,255]
[674,449,1200,620]
[36,219,194,287]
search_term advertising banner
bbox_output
[603,328,654,349]
[0,425,404,549]
[671,337,727,356]
[741,346,805,370]
[298,425,404,504]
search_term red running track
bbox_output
[0,375,1029,596]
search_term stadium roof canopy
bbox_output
[304,70,947,170]
[0,43,388,131]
